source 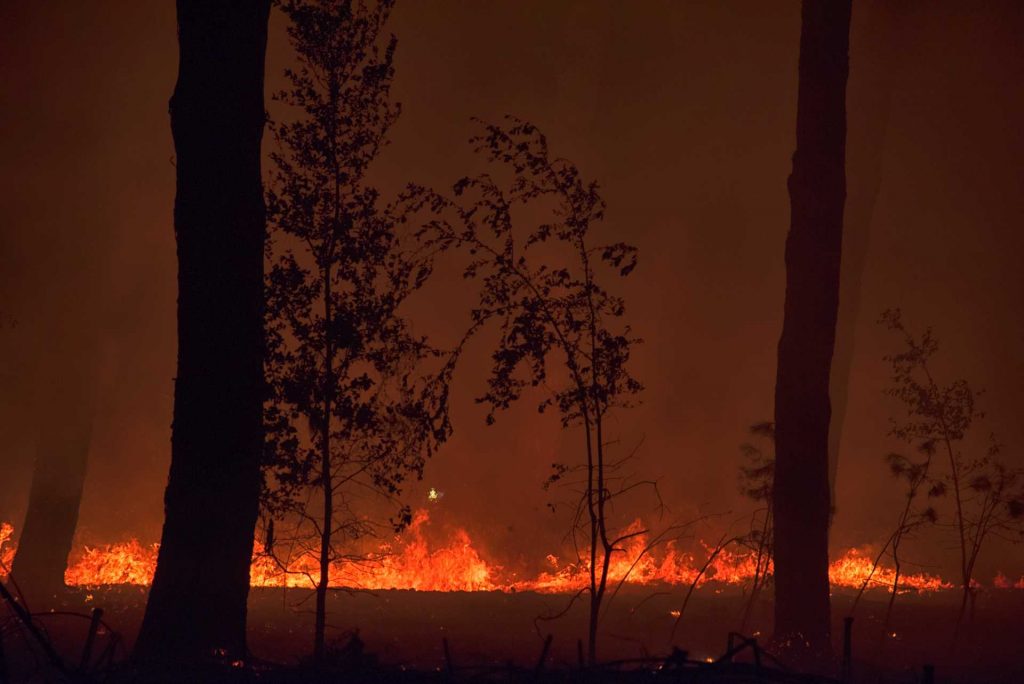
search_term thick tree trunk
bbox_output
[772,0,851,664]
[10,340,98,600]
[134,0,270,664]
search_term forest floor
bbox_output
[2,585,1021,683]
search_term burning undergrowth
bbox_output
[1,510,1019,595]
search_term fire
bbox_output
[509,521,762,593]
[827,547,951,592]
[248,510,496,591]
[64,539,159,586]
[993,572,1024,590]
[0,522,15,572]
[0,514,1018,595]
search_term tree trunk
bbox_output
[772,0,851,664]
[134,0,270,664]
[315,378,332,661]
[10,339,98,600]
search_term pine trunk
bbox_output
[134,0,270,664]
[772,0,851,662]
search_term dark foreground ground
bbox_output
[2,584,1021,683]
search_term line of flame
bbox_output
[0,514,1017,593]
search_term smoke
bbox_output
[0,1,1021,579]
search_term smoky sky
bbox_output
[1,1,1022,578]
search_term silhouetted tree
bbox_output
[412,119,643,664]
[260,0,450,661]
[880,309,1024,632]
[10,336,98,600]
[848,449,939,633]
[135,0,271,665]
[772,0,851,662]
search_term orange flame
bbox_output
[248,510,497,591]
[0,522,15,573]
[0,515,1016,594]
[508,520,761,593]
[826,547,951,592]
[64,539,159,586]
[993,572,1024,590]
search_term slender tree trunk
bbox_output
[740,509,771,633]
[11,339,98,600]
[315,269,333,661]
[940,429,972,634]
[772,0,851,664]
[587,579,599,666]
[134,0,270,664]
[884,547,901,633]
[315,438,331,660]
[850,538,889,617]
[591,412,612,666]
[957,524,984,630]
[583,415,599,666]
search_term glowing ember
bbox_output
[0,514,1020,594]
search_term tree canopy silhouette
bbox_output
[879,309,1024,634]
[261,0,451,660]
[410,118,643,663]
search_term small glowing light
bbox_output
[704,657,714,663]
[427,487,444,502]
[669,609,681,618]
